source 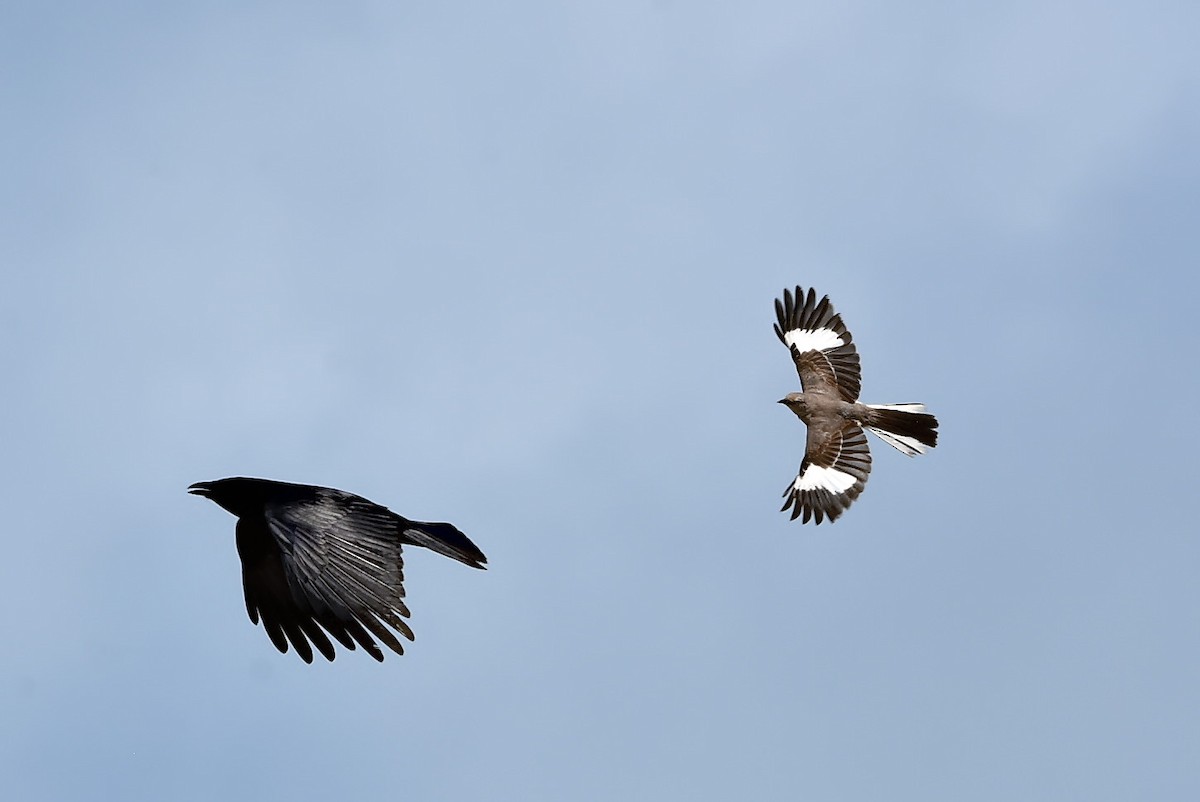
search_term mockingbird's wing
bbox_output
[782,422,872,524]
[774,286,862,402]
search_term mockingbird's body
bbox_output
[775,286,938,523]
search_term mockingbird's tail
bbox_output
[402,521,489,569]
[865,403,938,456]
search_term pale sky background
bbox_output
[3,2,1198,800]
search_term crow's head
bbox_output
[188,477,300,518]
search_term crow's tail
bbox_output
[402,521,488,569]
[865,403,938,456]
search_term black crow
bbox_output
[189,477,486,662]
[775,286,939,523]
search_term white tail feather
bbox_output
[867,426,928,456]
[867,403,926,413]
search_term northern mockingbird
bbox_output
[775,286,939,523]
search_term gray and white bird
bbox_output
[189,477,486,662]
[775,286,938,523]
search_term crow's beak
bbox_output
[188,481,212,496]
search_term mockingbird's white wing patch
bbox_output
[783,327,845,353]
[793,463,858,494]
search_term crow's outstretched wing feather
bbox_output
[254,493,416,661]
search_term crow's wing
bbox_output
[240,494,415,662]
[782,423,872,524]
[774,286,862,402]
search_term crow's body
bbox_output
[189,477,485,662]
[775,286,939,523]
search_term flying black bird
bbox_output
[774,286,938,523]
[189,477,486,662]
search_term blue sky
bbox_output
[3,2,1198,799]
